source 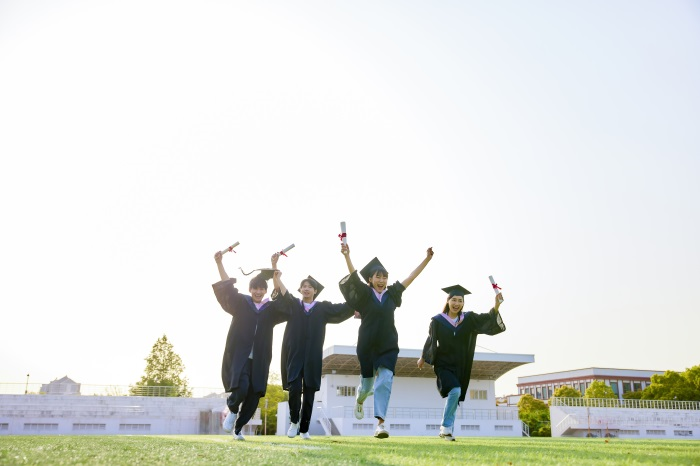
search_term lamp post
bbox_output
[25,374,29,394]
[264,398,268,435]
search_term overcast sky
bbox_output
[1,0,699,398]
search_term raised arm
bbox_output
[400,247,434,289]
[340,243,356,274]
[214,251,230,281]
[271,253,287,297]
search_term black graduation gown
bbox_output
[339,271,405,378]
[422,309,505,402]
[212,278,290,396]
[279,294,355,392]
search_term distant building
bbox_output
[40,376,81,396]
[517,368,664,401]
[277,345,534,437]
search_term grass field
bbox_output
[1,435,699,465]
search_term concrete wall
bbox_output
[0,394,261,436]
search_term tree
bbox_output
[257,372,288,435]
[549,385,582,406]
[518,394,551,437]
[130,335,192,397]
[584,380,616,399]
[641,365,700,401]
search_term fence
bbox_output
[0,383,225,399]
[550,397,700,410]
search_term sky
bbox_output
[1,0,699,398]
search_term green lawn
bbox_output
[1,435,699,465]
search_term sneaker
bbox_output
[287,422,299,438]
[374,423,389,439]
[354,401,364,420]
[222,411,236,433]
[300,432,311,440]
[439,426,455,441]
[233,431,245,441]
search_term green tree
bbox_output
[622,390,643,400]
[257,372,288,435]
[518,394,551,437]
[130,335,192,397]
[584,380,616,399]
[641,365,700,401]
[549,385,582,406]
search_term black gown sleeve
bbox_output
[212,278,243,316]
[323,301,356,324]
[338,271,371,311]
[422,320,436,365]
[465,308,506,336]
[386,281,406,308]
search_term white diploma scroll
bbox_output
[221,241,240,255]
[279,243,295,256]
[340,221,347,245]
[489,275,504,303]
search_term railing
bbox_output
[551,397,700,410]
[316,406,333,436]
[521,421,530,437]
[0,383,226,399]
[335,405,520,420]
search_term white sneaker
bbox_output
[287,422,299,438]
[439,426,455,441]
[354,401,364,420]
[222,411,236,433]
[374,423,389,439]
[233,431,245,441]
[300,432,311,440]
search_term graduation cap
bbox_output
[298,275,324,298]
[359,257,389,283]
[240,267,276,280]
[442,285,471,298]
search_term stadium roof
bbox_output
[321,345,534,380]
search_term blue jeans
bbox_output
[357,366,394,420]
[441,387,461,428]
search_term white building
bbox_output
[550,397,700,440]
[276,345,534,437]
[517,367,663,401]
[40,376,81,396]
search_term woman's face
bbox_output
[369,272,388,292]
[447,296,464,313]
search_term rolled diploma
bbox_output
[221,241,240,255]
[281,243,295,254]
[340,221,347,245]
[489,275,504,302]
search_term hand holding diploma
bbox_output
[489,275,504,305]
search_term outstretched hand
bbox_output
[341,244,350,256]
[214,251,223,262]
[271,252,280,267]
[426,247,434,259]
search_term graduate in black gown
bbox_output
[339,242,433,439]
[278,275,355,439]
[418,285,506,441]
[212,251,290,440]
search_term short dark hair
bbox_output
[249,274,269,291]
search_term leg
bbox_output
[354,375,374,419]
[299,381,316,434]
[288,377,303,425]
[440,387,460,440]
[373,366,394,422]
[235,382,261,435]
